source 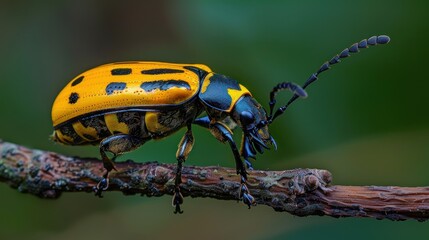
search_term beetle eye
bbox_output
[240,111,255,126]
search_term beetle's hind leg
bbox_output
[173,125,194,214]
[94,134,143,197]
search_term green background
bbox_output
[1,0,428,239]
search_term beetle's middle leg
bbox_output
[173,124,194,214]
[94,134,143,197]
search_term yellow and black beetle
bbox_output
[51,35,390,213]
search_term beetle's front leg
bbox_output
[208,122,256,208]
[173,125,194,214]
[95,134,143,197]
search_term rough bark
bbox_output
[1,139,428,221]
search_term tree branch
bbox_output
[1,139,428,221]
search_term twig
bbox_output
[0,139,428,221]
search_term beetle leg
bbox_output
[207,122,256,208]
[194,116,238,131]
[193,116,210,128]
[94,134,143,197]
[196,117,254,170]
[240,133,256,171]
[173,125,194,214]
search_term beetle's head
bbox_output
[232,95,276,153]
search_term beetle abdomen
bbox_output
[53,100,202,145]
[53,111,145,145]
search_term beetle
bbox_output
[51,35,390,213]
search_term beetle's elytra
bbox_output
[51,35,390,213]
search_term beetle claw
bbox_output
[239,182,256,208]
[242,193,256,208]
[172,190,184,214]
[93,177,109,198]
[244,158,254,170]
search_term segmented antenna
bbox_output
[269,35,390,122]
[268,82,307,119]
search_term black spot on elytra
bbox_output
[199,74,241,111]
[68,92,79,104]
[71,76,84,86]
[141,68,184,75]
[106,82,127,95]
[111,68,132,75]
[140,80,191,92]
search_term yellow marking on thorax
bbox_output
[105,113,129,134]
[72,121,99,141]
[145,112,170,133]
[226,84,252,111]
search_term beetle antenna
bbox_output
[268,35,390,123]
[268,82,307,121]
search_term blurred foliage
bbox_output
[0,0,428,239]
